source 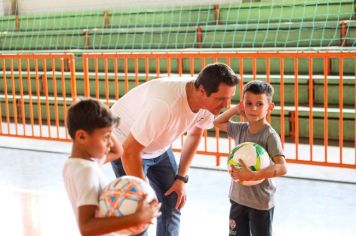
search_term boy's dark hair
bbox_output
[243,80,274,102]
[194,63,239,96]
[67,97,120,139]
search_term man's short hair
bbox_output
[243,80,274,102]
[67,97,120,139]
[194,63,239,96]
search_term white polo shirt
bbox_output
[110,77,214,159]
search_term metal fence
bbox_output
[1,52,355,168]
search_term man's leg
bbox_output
[111,159,126,177]
[249,207,274,236]
[146,148,180,236]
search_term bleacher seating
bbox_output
[0,0,355,143]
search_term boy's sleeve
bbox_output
[266,131,285,159]
[227,121,242,140]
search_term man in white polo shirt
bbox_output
[110,63,239,236]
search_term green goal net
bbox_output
[0,0,355,51]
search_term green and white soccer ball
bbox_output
[227,142,271,186]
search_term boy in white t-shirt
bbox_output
[63,98,161,236]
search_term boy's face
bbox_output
[84,126,113,159]
[201,83,236,115]
[242,91,274,123]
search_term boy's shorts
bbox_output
[229,200,274,236]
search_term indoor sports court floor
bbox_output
[0,137,355,236]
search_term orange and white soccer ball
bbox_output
[97,176,157,235]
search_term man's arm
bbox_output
[121,132,146,179]
[178,126,204,177]
[165,126,204,209]
[118,99,170,179]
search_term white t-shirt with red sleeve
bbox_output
[110,77,214,159]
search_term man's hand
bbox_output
[164,180,187,210]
